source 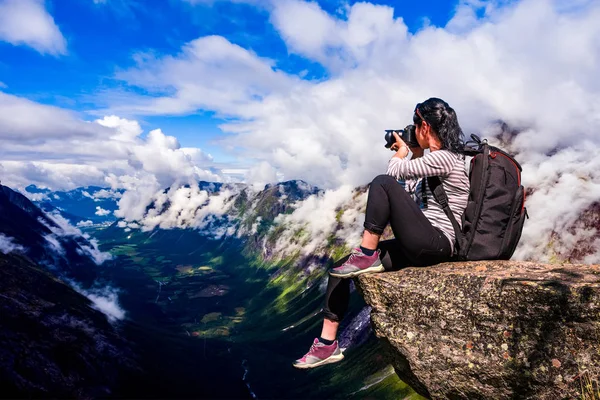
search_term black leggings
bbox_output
[323,174,452,322]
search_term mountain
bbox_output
[1,180,411,399]
[0,184,255,399]
[0,252,255,399]
[0,252,137,398]
[0,184,104,285]
[10,172,598,398]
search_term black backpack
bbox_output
[428,135,528,261]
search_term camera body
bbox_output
[384,125,420,149]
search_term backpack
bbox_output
[427,134,528,261]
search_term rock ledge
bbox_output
[356,261,600,399]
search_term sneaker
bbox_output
[293,338,344,369]
[329,248,384,278]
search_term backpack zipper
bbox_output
[490,151,526,212]
[490,151,521,186]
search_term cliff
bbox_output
[356,260,600,399]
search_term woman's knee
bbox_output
[371,174,397,187]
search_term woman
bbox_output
[293,97,470,369]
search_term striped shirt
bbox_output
[386,150,470,252]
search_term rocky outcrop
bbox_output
[356,261,600,399]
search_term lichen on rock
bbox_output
[355,261,600,399]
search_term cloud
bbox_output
[0,82,6,88]
[0,92,109,141]
[0,0,67,55]
[78,238,114,265]
[270,0,410,72]
[272,185,365,256]
[116,183,240,233]
[93,189,123,200]
[101,0,600,189]
[106,35,299,116]
[95,206,111,216]
[43,211,114,265]
[68,280,126,322]
[0,233,26,254]
[246,161,278,189]
[77,220,95,227]
[84,286,126,322]
[0,107,221,191]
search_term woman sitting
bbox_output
[294,97,470,369]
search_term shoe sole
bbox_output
[329,265,385,278]
[293,353,345,369]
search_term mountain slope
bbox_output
[0,185,252,399]
[0,253,137,398]
[0,184,102,285]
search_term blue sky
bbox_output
[0,0,461,158]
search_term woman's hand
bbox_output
[391,132,409,159]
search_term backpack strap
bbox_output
[427,176,463,256]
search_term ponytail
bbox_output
[413,98,464,154]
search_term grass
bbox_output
[580,370,600,399]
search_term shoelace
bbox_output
[348,249,366,261]
[333,249,362,270]
[306,341,323,356]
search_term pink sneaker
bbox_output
[329,248,383,278]
[293,338,344,369]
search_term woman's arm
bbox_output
[387,150,456,180]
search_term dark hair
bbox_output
[413,97,464,154]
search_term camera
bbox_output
[384,125,420,149]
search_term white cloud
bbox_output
[272,185,364,256]
[78,238,114,265]
[95,206,111,216]
[68,281,126,323]
[0,82,7,88]
[93,189,123,200]
[0,92,109,141]
[270,0,410,72]
[42,211,114,265]
[85,287,125,322]
[246,161,278,189]
[116,183,240,233]
[0,233,26,254]
[77,220,95,227]
[106,35,299,116]
[0,0,67,55]
[44,233,64,255]
[97,0,594,189]
[0,108,221,191]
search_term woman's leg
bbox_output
[294,257,350,368]
[331,175,433,278]
[319,239,411,341]
[295,175,451,368]
[363,174,451,265]
[321,254,351,339]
